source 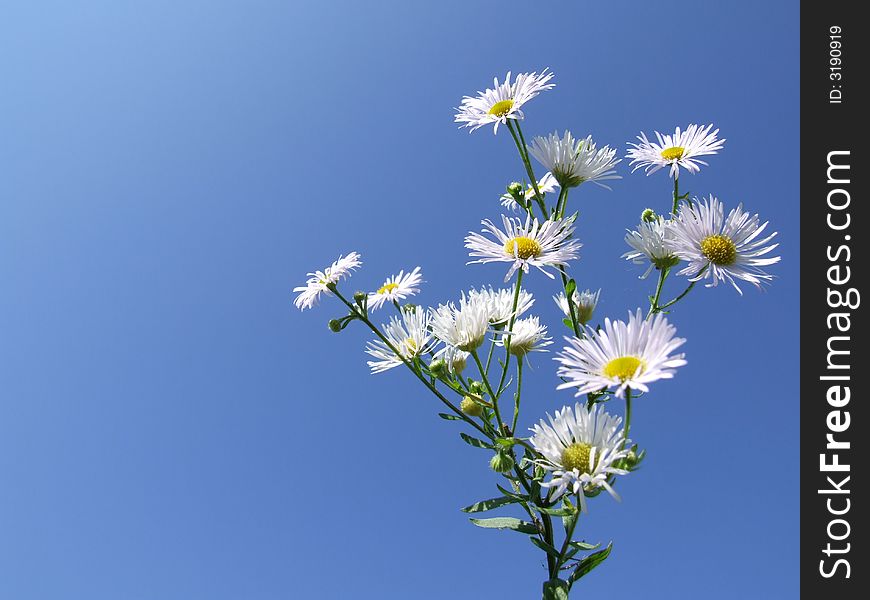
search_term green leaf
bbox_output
[568,542,613,585]
[438,413,462,421]
[533,504,575,517]
[469,517,538,534]
[565,279,577,298]
[460,496,521,514]
[459,432,493,449]
[530,536,561,558]
[562,317,574,330]
[569,540,601,551]
[542,579,570,600]
[496,483,526,501]
[494,437,517,449]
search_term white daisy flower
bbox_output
[455,69,555,134]
[368,267,423,311]
[293,252,362,311]
[497,316,552,357]
[529,403,630,510]
[500,173,560,211]
[433,345,470,375]
[465,215,581,282]
[365,308,434,374]
[528,131,621,189]
[627,123,725,178]
[622,219,679,279]
[668,195,781,294]
[430,293,491,352]
[555,309,687,398]
[467,286,535,325]
[554,288,600,325]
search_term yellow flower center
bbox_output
[377,282,399,295]
[561,442,595,474]
[488,99,514,117]
[700,234,737,265]
[504,236,542,260]
[404,338,419,354]
[603,356,645,381]
[660,146,685,161]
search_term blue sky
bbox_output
[1,1,799,598]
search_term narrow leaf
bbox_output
[565,279,577,297]
[496,483,526,501]
[533,504,575,517]
[568,542,613,584]
[530,536,561,558]
[438,413,462,421]
[460,496,521,514]
[459,432,493,449]
[469,517,538,534]
[494,437,517,449]
[569,540,601,551]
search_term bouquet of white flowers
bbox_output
[293,69,780,599]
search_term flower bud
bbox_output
[489,450,515,473]
[507,182,523,195]
[327,319,343,333]
[429,359,447,378]
[353,291,367,303]
[460,395,483,417]
[641,208,657,222]
[468,381,486,395]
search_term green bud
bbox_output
[429,359,447,378]
[507,182,524,196]
[460,395,483,417]
[652,255,681,270]
[468,381,486,395]
[641,208,658,222]
[327,319,343,333]
[353,291,367,304]
[489,450,515,474]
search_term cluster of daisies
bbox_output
[294,68,781,516]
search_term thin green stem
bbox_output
[646,266,670,320]
[332,288,490,438]
[506,120,548,220]
[511,357,524,434]
[471,349,503,429]
[554,186,568,220]
[554,494,581,572]
[484,325,502,375]
[496,269,524,398]
[659,280,697,310]
[622,388,633,450]
[671,176,680,215]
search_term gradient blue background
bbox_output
[1,1,799,598]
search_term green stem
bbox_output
[554,186,568,220]
[506,120,548,220]
[511,357,524,434]
[622,388,633,450]
[659,280,697,310]
[332,288,490,438]
[471,349,503,430]
[646,266,670,320]
[554,494,581,572]
[671,176,680,215]
[496,269,524,398]
[484,325,502,375]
